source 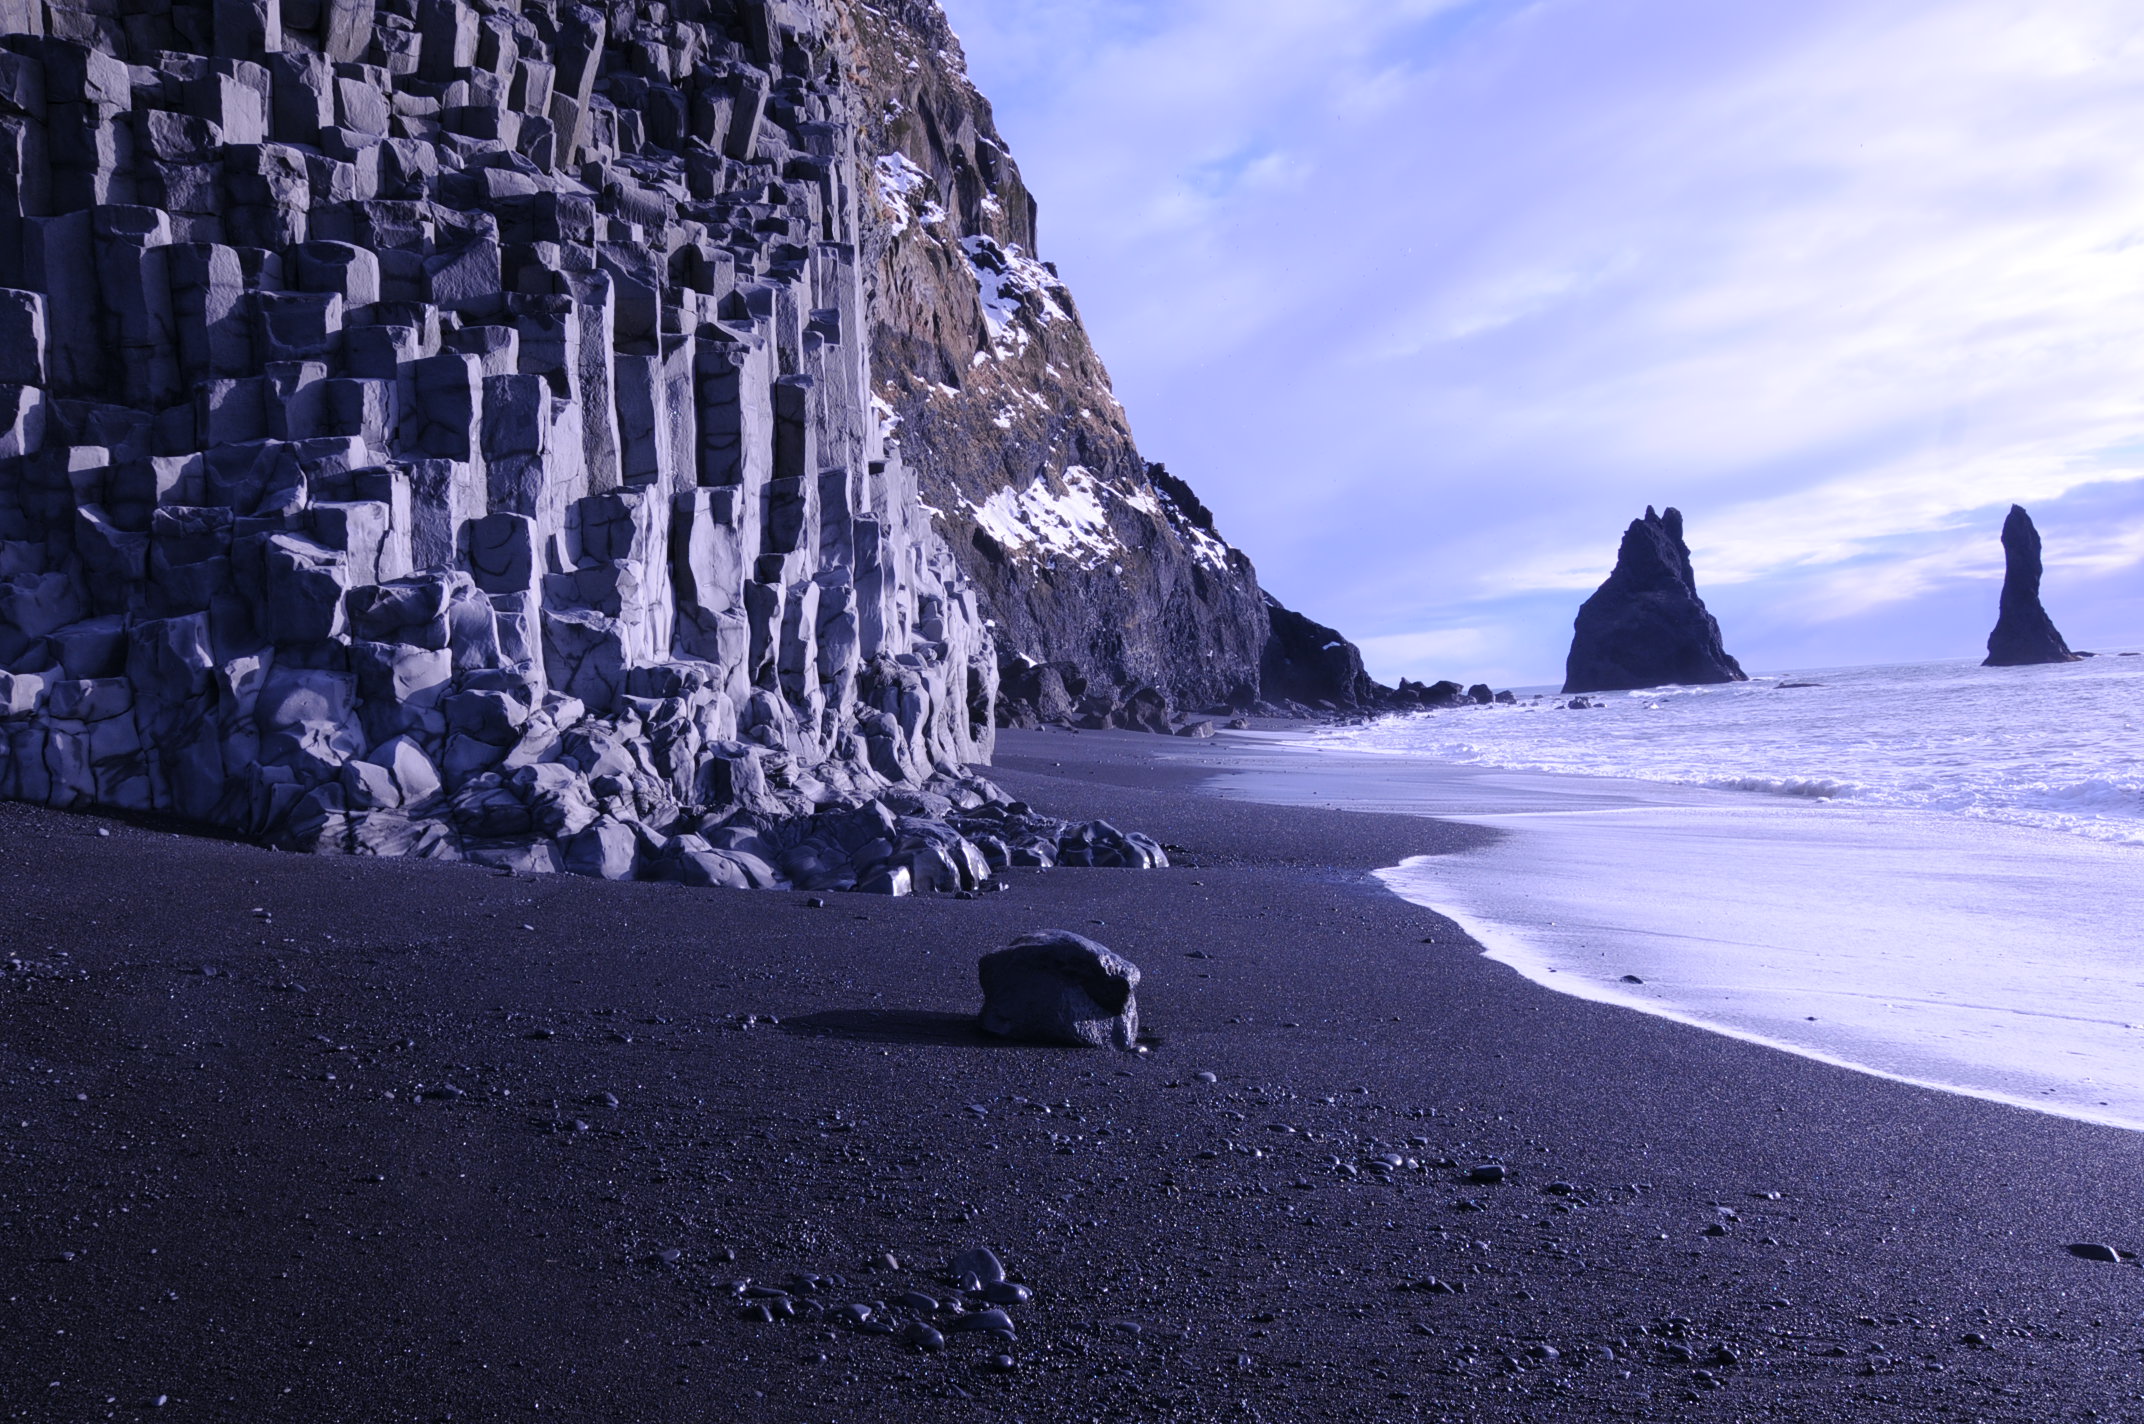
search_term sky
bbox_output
[935,0,2144,686]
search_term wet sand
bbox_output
[2,726,2141,1422]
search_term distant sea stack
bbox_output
[1984,505,2080,667]
[1563,507,1746,695]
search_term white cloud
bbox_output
[944,0,2144,681]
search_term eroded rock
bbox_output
[1564,507,1745,694]
[978,930,1140,1050]
[1984,505,2080,667]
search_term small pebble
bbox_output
[946,1308,1016,1339]
[2065,1242,2122,1262]
[1466,1164,1507,1185]
[950,1247,1006,1285]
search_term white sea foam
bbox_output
[1171,656,2144,1132]
[1305,654,2144,846]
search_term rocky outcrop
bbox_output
[1984,504,2079,667]
[0,0,1012,878]
[845,3,1376,723]
[0,0,1419,888]
[1261,595,1381,710]
[1563,506,1745,694]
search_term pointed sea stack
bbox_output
[1563,507,1747,694]
[1984,505,2081,666]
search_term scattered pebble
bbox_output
[950,1247,1006,1285]
[946,1308,1015,1339]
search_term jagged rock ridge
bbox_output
[844,1,1379,724]
[1983,504,2079,668]
[0,0,1022,881]
[1564,506,1745,695]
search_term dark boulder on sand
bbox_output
[978,931,1141,1050]
[1985,506,2081,667]
[1564,507,1747,694]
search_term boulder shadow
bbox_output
[781,1008,1009,1048]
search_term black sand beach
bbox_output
[4,727,2141,1422]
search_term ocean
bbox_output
[1184,654,2144,1132]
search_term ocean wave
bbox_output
[1704,775,1865,799]
[1314,656,2144,851]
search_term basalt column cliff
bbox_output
[0,0,1013,877]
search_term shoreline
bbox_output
[1171,722,2144,1135]
[2,727,2141,1421]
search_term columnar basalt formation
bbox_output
[0,0,1015,880]
[1984,504,2080,668]
[1563,506,1745,695]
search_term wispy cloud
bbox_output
[943,0,2144,680]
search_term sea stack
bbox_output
[1563,507,1746,694]
[1984,506,2080,667]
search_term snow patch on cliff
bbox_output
[962,235,1070,356]
[873,152,934,232]
[1129,479,1237,574]
[964,465,1123,569]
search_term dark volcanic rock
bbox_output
[1261,596,1381,709]
[0,0,1384,866]
[0,0,1008,872]
[977,930,1140,1050]
[851,7,1376,719]
[1984,506,2080,667]
[1563,507,1746,694]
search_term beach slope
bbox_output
[2,728,2139,1422]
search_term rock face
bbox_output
[977,929,1139,1050]
[0,0,1418,885]
[0,0,1013,875]
[1564,506,1745,694]
[1261,595,1382,710]
[1984,505,2079,667]
[845,3,1379,724]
